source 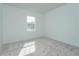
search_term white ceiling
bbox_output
[4,3,66,14]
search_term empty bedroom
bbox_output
[0,3,79,56]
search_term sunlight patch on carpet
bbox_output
[18,41,36,56]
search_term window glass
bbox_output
[26,16,36,32]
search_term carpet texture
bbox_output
[1,37,79,56]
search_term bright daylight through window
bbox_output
[26,16,36,32]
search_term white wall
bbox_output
[0,4,3,48]
[2,4,44,44]
[3,3,79,47]
[45,4,79,47]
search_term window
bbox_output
[26,16,36,32]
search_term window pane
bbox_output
[26,16,36,32]
[27,16,35,23]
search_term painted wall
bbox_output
[2,4,44,44]
[0,4,3,48]
[2,3,79,47]
[45,4,79,47]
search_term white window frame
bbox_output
[26,16,36,32]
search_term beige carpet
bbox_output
[1,37,79,56]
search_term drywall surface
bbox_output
[0,4,3,48]
[45,4,79,47]
[2,4,44,44]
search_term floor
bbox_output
[1,37,79,56]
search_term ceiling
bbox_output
[4,3,66,14]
